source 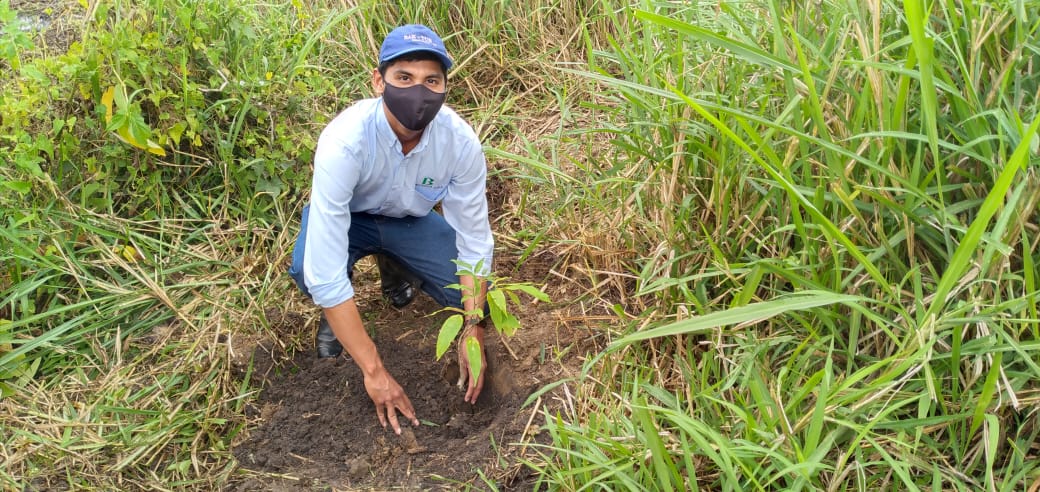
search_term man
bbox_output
[287,24,493,435]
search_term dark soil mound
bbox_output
[231,291,574,491]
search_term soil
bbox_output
[229,250,591,491]
[9,0,82,56]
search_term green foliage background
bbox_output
[1,0,1038,490]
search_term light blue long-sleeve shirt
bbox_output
[302,97,494,308]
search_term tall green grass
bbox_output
[518,0,1040,490]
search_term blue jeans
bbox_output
[288,204,467,309]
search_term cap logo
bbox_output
[403,33,434,45]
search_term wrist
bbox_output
[357,355,386,378]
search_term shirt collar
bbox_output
[374,98,397,147]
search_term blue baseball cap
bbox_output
[379,24,453,71]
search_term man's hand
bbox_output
[363,366,419,434]
[322,301,419,435]
[456,322,486,404]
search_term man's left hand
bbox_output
[456,322,486,404]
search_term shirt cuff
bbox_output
[309,281,356,309]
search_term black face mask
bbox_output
[382,82,446,131]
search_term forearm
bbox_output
[459,274,487,322]
[323,299,383,376]
[456,274,488,403]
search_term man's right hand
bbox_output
[322,301,420,434]
[363,367,419,434]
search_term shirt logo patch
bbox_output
[421,177,435,186]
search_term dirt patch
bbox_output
[231,254,586,491]
[9,0,83,56]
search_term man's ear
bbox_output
[371,68,383,95]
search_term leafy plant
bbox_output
[0,0,33,69]
[435,260,550,383]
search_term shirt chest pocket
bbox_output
[414,183,448,204]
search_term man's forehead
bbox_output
[386,59,445,77]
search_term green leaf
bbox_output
[465,336,482,383]
[169,121,187,146]
[35,135,54,160]
[511,284,551,302]
[923,115,1040,321]
[488,290,520,336]
[0,381,16,399]
[612,291,863,347]
[488,289,506,310]
[2,181,31,194]
[804,347,832,457]
[633,400,681,490]
[969,351,1001,438]
[165,459,191,474]
[983,413,999,488]
[488,289,508,327]
[435,314,464,360]
[14,153,43,176]
[634,10,800,74]
[127,107,152,145]
[107,111,128,131]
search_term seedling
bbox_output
[434,260,549,385]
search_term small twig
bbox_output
[254,471,301,481]
[517,395,542,456]
[562,382,575,417]
[336,380,351,406]
[199,68,229,93]
[498,333,520,361]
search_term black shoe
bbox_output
[315,314,343,358]
[382,281,416,309]
[375,254,419,308]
